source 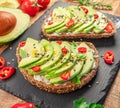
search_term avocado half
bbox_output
[0,7,30,45]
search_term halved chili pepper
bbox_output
[11,102,35,108]
[19,41,26,47]
[103,50,114,65]
[78,47,87,53]
[65,19,75,28]
[0,66,16,80]
[81,7,88,14]
[56,41,62,45]
[0,56,6,69]
[62,47,68,55]
[60,70,70,80]
[32,66,41,72]
[105,23,113,33]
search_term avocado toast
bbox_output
[16,38,99,93]
[42,5,116,40]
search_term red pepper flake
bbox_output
[60,70,70,80]
[11,102,35,108]
[48,21,53,25]
[56,41,62,45]
[103,50,114,65]
[94,14,99,19]
[78,47,87,53]
[0,56,6,69]
[19,41,26,47]
[32,66,41,72]
[0,66,16,80]
[62,47,68,55]
[81,7,88,14]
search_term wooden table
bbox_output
[0,0,120,108]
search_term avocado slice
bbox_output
[28,42,62,75]
[18,38,44,68]
[77,43,94,78]
[44,41,71,73]
[45,45,77,79]
[0,7,30,45]
[50,60,84,84]
[25,39,54,68]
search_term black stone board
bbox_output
[0,1,120,108]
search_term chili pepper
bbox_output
[11,102,35,108]
[105,23,113,33]
[19,41,26,47]
[94,14,99,19]
[66,19,75,28]
[62,47,68,55]
[0,66,16,80]
[48,21,53,25]
[60,70,70,80]
[0,56,6,69]
[78,47,87,53]
[56,41,62,45]
[81,7,88,14]
[103,50,114,65]
[32,66,41,72]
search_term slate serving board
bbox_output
[0,1,120,108]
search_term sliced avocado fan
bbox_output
[0,7,30,45]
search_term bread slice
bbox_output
[16,40,99,94]
[41,6,116,40]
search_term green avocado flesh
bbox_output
[0,7,30,45]
[43,5,109,35]
[18,38,97,84]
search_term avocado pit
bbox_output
[0,11,17,36]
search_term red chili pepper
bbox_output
[48,21,53,25]
[103,50,114,65]
[78,47,87,53]
[11,102,35,108]
[94,14,99,19]
[0,66,16,80]
[105,23,113,33]
[56,41,62,45]
[62,47,68,55]
[60,70,70,80]
[19,41,26,47]
[81,7,88,14]
[32,66,41,72]
[0,56,6,69]
[65,19,75,28]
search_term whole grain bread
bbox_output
[42,18,116,40]
[16,42,99,94]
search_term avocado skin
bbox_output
[0,7,30,45]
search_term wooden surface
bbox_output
[0,0,120,108]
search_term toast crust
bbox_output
[16,42,99,94]
[42,18,116,40]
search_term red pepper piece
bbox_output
[105,23,113,33]
[78,47,87,53]
[103,50,114,65]
[32,66,41,72]
[94,14,99,19]
[62,47,68,55]
[19,41,26,47]
[48,21,53,25]
[81,7,88,14]
[0,56,6,69]
[65,19,75,28]
[11,102,35,108]
[56,41,62,45]
[0,66,16,80]
[60,70,70,80]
